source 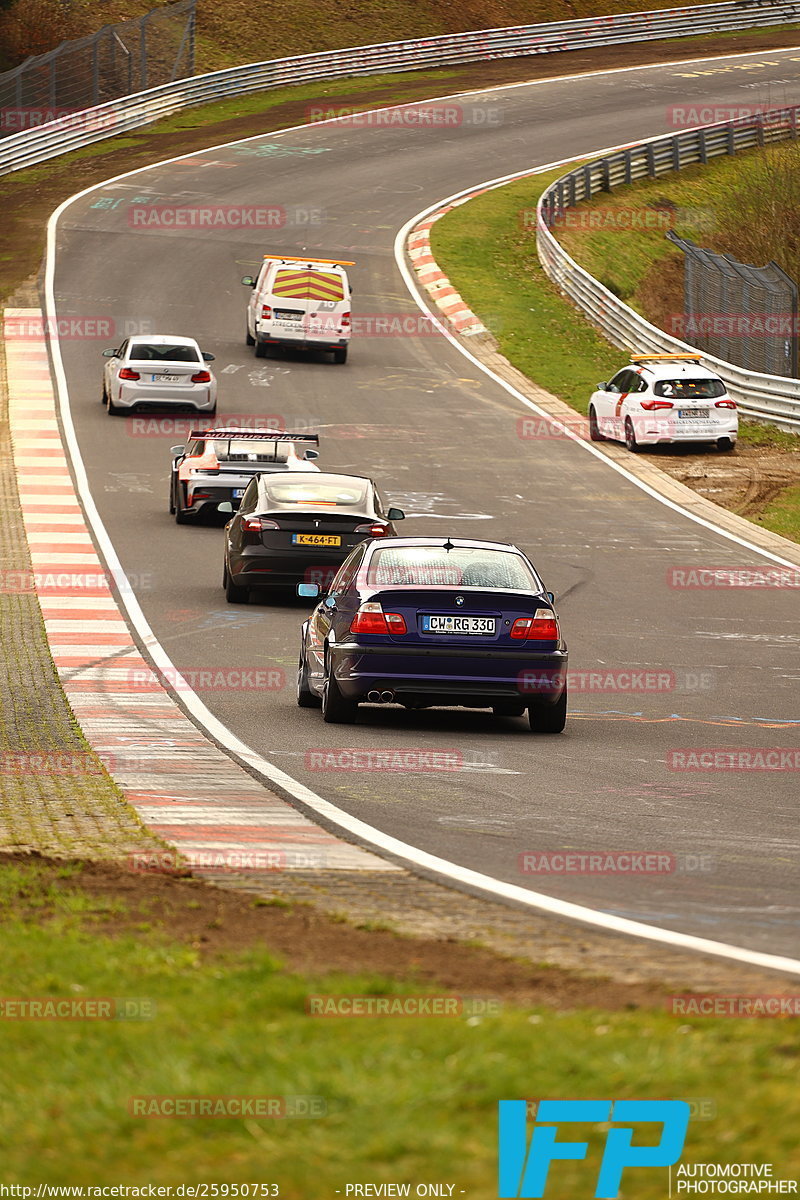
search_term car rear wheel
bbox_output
[624,418,641,453]
[322,666,357,724]
[297,648,321,708]
[245,324,255,347]
[589,406,605,442]
[168,477,176,514]
[717,437,735,452]
[254,340,268,358]
[224,562,249,604]
[528,688,567,734]
[106,396,121,415]
[332,346,348,365]
[492,701,526,718]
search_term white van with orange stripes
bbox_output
[242,254,352,364]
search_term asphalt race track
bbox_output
[51,47,800,958]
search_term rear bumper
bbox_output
[637,417,738,444]
[116,390,215,412]
[329,642,568,704]
[256,332,348,350]
[231,546,355,587]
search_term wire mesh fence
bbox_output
[0,0,196,136]
[666,232,798,378]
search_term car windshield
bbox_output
[267,481,367,506]
[654,377,725,399]
[129,343,200,362]
[366,546,536,590]
[211,439,291,463]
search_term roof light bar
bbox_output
[629,353,702,363]
[262,254,355,266]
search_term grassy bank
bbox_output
[1,856,798,1190]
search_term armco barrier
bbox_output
[1,1,800,176]
[537,109,800,430]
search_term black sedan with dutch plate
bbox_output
[222,472,405,603]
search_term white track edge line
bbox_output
[42,63,800,978]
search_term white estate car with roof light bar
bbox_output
[102,334,217,416]
[588,354,738,453]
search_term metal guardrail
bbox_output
[0,1,799,176]
[537,108,800,430]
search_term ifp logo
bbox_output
[498,1099,690,1198]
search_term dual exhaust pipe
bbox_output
[367,689,395,704]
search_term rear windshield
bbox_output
[366,546,536,590]
[653,377,725,399]
[266,481,367,507]
[272,268,345,303]
[129,343,200,362]
[210,439,291,463]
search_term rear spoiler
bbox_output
[189,429,319,444]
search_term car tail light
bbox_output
[190,370,212,383]
[261,305,272,319]
[187,493,212,505]
[341,311,351,329]
[354,522,389,537]
[715,399,737,409]
[350,603,407,635]
[640,399,674,410]
[510,609,560,640]
[242,516,280,531]
[118,367,140,381]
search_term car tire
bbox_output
[102,384,108,405]
[169,477,176,515]
[492,701,526,718]
[332,346,348,365]
[245,325,255,347]
[624,418,641,453]
[254,340,268,359]
[224,564,249,604]
[175,508,194,525]
[106,396,122,416]
[528,688,567,734]
[297,648,321,708]
[589,406,605,442]
[322,663,357,724]
[717,437,735,452]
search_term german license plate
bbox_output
[678,408,709,418]
[276,311,303,322]
[292,533,341,547]
[232,488,245,499]
[422,614,496,635]
[152,373,182,383]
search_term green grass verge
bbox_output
[1,859,798,1189]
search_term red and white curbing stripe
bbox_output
[407,203,489,336]
[5,308,396,877]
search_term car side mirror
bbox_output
[597,381,607,391]
[202,352,215,362]
[241,275,256,287]
[297,583,320,598]
[304,449,319,460]
[102,348,119,358]
[218,502,234,513]
[546,592,555,604]
[387,507,405,520]
[170,444,185,456]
